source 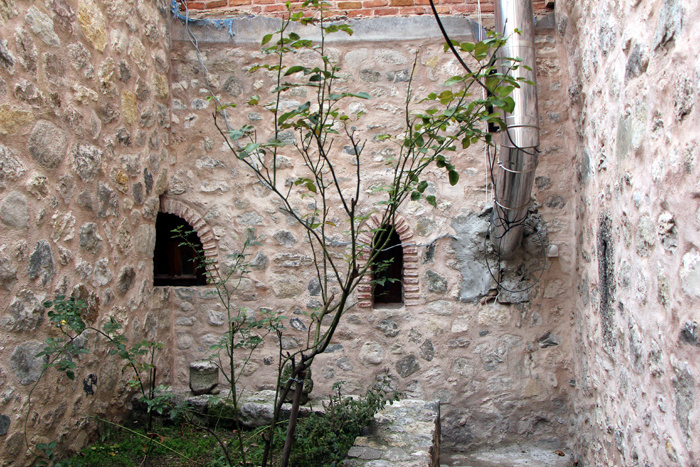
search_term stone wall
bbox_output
[0,0,172,463]
[561,0,700,464]
[165,13,577,451]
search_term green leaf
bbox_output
[449,170,459,186]
[417,180,428,193]
[66,370,75,380]
[411,191,421,201]
[261,33,273,45]
[445,75,464,86]
[474,41,489,60]
[289,32,300,41]
[248,95,260,105]
[426,195,437,207]
[353,91,371,99]
[501,96,516,113]
[284,65,305,76]
[459,42,475,52]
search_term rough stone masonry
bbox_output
[0,0,697,465]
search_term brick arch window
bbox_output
[356,214,420,308]
[155,198,218,286]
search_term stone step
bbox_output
[440,442,573,467]
[343,399,441,467]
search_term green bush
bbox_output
[290,383,399,467]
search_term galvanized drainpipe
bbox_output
[491,0,540,257]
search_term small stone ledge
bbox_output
[343,399,441,467]
[136,389,324,428]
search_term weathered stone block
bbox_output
[0,191,29,229]
[359,341,384,365]
[10,340,48,385]
[189,361,219,395]
[396,354,419,378]
[28,240,54,286]
[28,120,66,168]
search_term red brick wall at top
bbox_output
[179,0,550,19]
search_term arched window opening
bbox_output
[372,225,404,304]
[154,212,207,286]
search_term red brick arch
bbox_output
[356,213,420,308]
[159,197,218,269]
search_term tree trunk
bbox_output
[279,368,306,467]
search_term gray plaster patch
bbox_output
[451,212,491,302]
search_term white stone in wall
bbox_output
[680,249,700,298]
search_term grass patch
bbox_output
[65,384,399,467]
[67,424,234,467]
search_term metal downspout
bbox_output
[492,0,540,257]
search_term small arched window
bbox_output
[153,212,207,286]
[372,225,404,304]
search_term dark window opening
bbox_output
[154,212,207,287]
[372,225,404,304]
